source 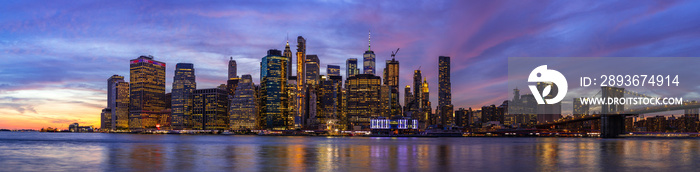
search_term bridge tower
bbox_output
[600,86,625,138]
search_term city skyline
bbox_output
[3,1,700,129]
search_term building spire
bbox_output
[230,56,232,60]
[286,32,289,46]
[368,30,371,51]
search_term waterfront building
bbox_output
[261,49,290,130]
[295,36,307,129]
[171,63,196,130]
[312,76,338,130]
[114,81,129,129]
[440,105,454,126]
[369,117,420,135]
[346,74,382,130]
[107,75,123,130]
[108,75,129,130]
[454,108,471,128]
[438,56,453,126]
[128,55,167,131]
[192,88,229,130]
[230,74,257,130]
[100,108,112,131]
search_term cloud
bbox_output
[2,1,700,128]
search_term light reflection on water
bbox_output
[1,132,699,171]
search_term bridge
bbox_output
[534,87,700,138]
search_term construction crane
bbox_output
[391,48,400,59]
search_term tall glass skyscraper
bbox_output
[171,63,196,130]
[261,49,290,129]
[230,74,257,130]
[438,56,452,107]
[438,56,453,125]
[128,55,167,131]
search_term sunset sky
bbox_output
[2,1,700,129]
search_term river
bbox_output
[0,132,698,171]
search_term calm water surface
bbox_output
[1,132,699,171]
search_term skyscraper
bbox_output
[114,81,129,130]
[346,58,359,78]
[129,55,167,131]
[171,63,196,130]
[404,85,413,114]
[327,65,340,76]
[384,58,400,117]
[108,75,124,111]
[438,56,453,126]
[305,55,320,85]
[438,56,452,107]
[363,31,376,75]
[295,36,307,129]
[261,49,290,129]
[192,88,229,130]
[227,57,240,98]
[346,74,382,130]
[228,57,237,79]
[413,70,422,103]
[108,75,129,130]
[230,74,257,130]
[421,78,432,127]
[313,76,338,130]
[284,39,293,79]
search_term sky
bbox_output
[2,0,700,129]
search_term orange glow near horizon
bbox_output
[0,88,103,130]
